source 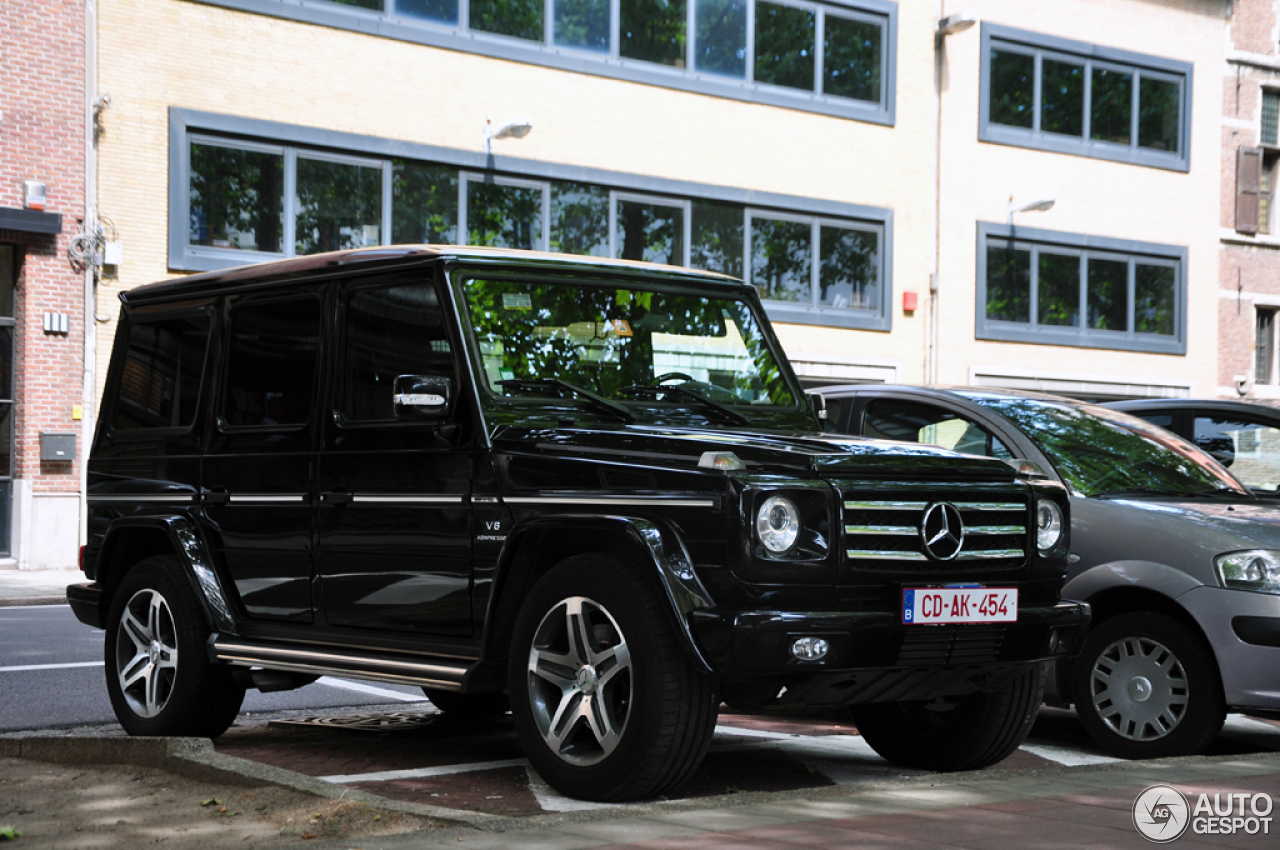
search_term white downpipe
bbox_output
[80,0,99,551]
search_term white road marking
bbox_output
[0,661,104,673]
[1019,743,1121,766]
[321,758,528,784]
[315,676,429,703]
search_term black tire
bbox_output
[507,553,717,802]
[1072,611,1224,759]
[104,555,245,738]
[421,688,510,717]
[850,664,1045,771]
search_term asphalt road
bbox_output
[0,605,430,732]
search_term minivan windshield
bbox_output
[460,276,807,426]
[964,393,1249,498]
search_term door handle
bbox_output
[202,488,230,505]
[321,490,353,505]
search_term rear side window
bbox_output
[112,314,211,431]
[223,296,321,428]
[341,281,452,423]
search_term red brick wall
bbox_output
[1233,0,1278,56]
[0,0,86,496]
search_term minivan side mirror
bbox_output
[393,375,453,421]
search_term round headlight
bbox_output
[1036,499,1064,552]
[757,496,800,553]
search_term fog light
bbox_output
[791,637,829,661]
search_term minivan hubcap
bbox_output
[114,589,179,718]
[1089,635,1187,742]
[526,596,632,766]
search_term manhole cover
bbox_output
[270,711,445,731]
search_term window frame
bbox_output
[293,149,393,254]
[170,108,894,331]
[979,23,1192,172]
[193,0,896,124]
[975,221,1186,355]
[460,171,551,250]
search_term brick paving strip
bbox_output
[345,753,1280,850]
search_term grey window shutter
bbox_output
[1238,147,1262,235]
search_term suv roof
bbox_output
[122,245,744,304]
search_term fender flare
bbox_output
[99,514,239,635]
[483,513,716,671]
[1063,559,1206,603]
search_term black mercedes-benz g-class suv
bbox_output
[69,246,1087,801]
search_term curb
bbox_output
[0,734,508,831]
[0,595,66,607]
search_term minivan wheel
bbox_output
[104,556,245,738]
[508,553,717,802]
[850,664,1044,771]
[421,688,509,718]
[1072,611,1224,759]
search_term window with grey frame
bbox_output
[1235,91,1280,236]
[978,225,1184,354]
[980,24,1190,171]
[203,0,893,121]
[180,132,890,329]
[1258,308,1277,386]
[0,246,13,556]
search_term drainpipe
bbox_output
[80,0,98,551]
[928,0,945,386]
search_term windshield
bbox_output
[459,276,808,426]
[965,394,1248,498]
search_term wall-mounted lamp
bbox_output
[1007,195,1056,225]
[936,12,977,40]
[483,114,533,154]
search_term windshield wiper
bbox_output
[621,383,750,425]
[497,378,635,423]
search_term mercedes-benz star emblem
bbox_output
[921,501,966,561]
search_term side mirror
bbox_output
[393,375,453,421]
[808,393,828,421]
[1207,449,1235,468]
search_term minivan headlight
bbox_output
[1215,550,1280,595]
[1036,499,1064,552]
[757,496,801,553]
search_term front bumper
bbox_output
[67,582,104,629]
[1179,585,1280,711]
[689,600,1089,705]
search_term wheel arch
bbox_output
[1054,561,1219,707]
[97,515,239,636]
[478,514,715,681]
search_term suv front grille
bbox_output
[843,496,1028,572]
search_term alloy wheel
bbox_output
[525,596,632,766]
[113,588,179,718]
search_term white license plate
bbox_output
[902,587,1018,625]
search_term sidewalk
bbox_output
[0,567,80,605]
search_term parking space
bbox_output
[212,702,1280,817]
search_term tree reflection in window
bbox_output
[1037,252,1078,327]
[985,243,1029,323]
[754,2,814,91]
[1135,264,1174,336]
[556,0,610,50]
[620,0,686,66]
[751,217,810,303]
[691,201,744,278]
[398,0,458,23]
[696,0,747,77]
[1091,67,1132,145]
[990,49,1034,129]
[1087,258,1127,331]
[819,225,877,310]
[1041,59,1083,137]
[392,160,458,245]
[823,14,880,102]
[295,157,382,255]
[551,182,609,256]
[468,181,543,249]
[616,200,684,265]
[471,0,543,41]
[190,143,283,252]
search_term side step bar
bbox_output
[209,635,470,692]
